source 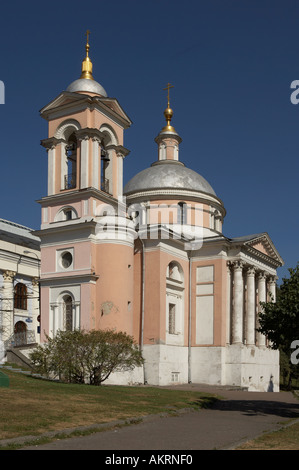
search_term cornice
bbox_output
[125,188,226,214]
[36,187,118,206]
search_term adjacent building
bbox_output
[0,218,40,362]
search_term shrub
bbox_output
[30,329,144,385]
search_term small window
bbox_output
[60,252,73,269]
[14,283,27,310]
[65,210,72,220]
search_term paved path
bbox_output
[19,385,299,451]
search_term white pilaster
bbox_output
[226,262,232,344]
[31,278,40,342]
[2,271,15,341]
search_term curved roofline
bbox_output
[66,78,107,97]
[123,159,217,198]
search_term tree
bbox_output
[29,329,144,385]
[258,262,299,388]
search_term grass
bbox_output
[236,420,299,450]
[0,368,217,448]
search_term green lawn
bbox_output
[237,420,299,450]
[0,369,217,445]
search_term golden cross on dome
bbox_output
[163,83,174,107]
[86,29,90,45]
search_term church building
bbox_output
[36,35,283,391]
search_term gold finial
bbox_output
[80,30,94,80]
[163,82,174,108]
[162,83,176,132]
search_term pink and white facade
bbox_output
[36,44,283,391]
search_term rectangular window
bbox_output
[169,303,176,334]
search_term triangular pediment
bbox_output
[40,91,91,116]
[95,97,132,127]
[40,93,132,128]
[245,233,283,265]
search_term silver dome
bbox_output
[124,160,216,196]
[66,78,107,97]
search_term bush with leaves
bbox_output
[258,262,299,389]
[30,329,144,385]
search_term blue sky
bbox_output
[0,0,298,282]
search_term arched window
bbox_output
[99,125,118,195]
[177,202,187,225]
[63,295,73,331]
[14,283,27,310]
[65,133,77,189]
[101,145,110,193]
[166,262,184,345]
[54,206,78,222]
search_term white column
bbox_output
[257,272,267,347]
[92,137,100,189]
[268,276,277,302]
[117,153,124,198]
[232,261,244,344]
[74,303,80,330]
[50,304,59,337]
[47,145,56,196]
[80,136,89,189]
[60,142,67,190]
[246,267,256,345]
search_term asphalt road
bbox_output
[19,385,299,451]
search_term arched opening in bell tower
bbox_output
[65,133,78,190]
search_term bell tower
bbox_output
[40,33,131,199]
[37,33,135,341]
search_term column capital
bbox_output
[75,127,102,142]
[246,266,256,276]
[232,260,244,271]
[2,270,16,282]
[258,271,267,281]
[32,277,40,287]
[268,275,278,285]
[41,137,65,151]
[106,144,130,158]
